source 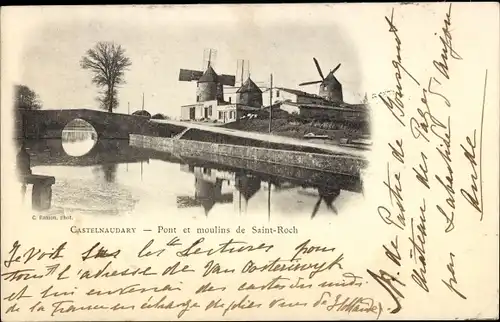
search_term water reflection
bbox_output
[61,119,98,157]
[19,137,363,219]
[177,167,267,216]
[312,186,341,217]
[177,164,342,218]
[235,174,262,206]
[25,138,149,167]
[92,163,119,183]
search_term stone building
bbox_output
[196,65,223,103]
[236,77,263,108]
[318,70,343,103]
[180,76,262,123]
[263,87,328,106]
[278,101,369,122]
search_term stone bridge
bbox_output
[16,109,183,140]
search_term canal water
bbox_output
[18,120,365,221]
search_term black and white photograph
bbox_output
[2,4,499,322]
[13,6,370,220]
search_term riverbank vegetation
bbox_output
[222,112,370,143]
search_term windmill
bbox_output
[178,48,236,103]
[234,173,262,213]
[310,186,341,218]
[222,59,269,108]
[299,57,343,103]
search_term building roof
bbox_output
[281,101,368,112]
[347,103,369,109]
[275,87,326,100]
[323,70,341,85]
[132,110,151,117]
[237,77,263,94]
[217,103,261,111]
[181,101,260,109]
[198,65,218,83]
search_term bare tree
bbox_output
[80,42,132,113]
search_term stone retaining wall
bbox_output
[130,134,367,176]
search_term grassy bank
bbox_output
[222,114,370,142]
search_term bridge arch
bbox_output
[61,119,98,157]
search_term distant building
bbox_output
[180,100,217,121]
[216,103,260,123]
[278,101,369,122]
[316,69,343,103]
[264,87,329,106]
[132,110,151,118]
[260,86,369,120]
[236,77,263,108]
[196,65,224,102]
[180,76,262,123]
[179,62,236,104]
[180,100,260,123]
[297,59,344,104]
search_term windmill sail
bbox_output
[218,74,236,86]
[299,57,327,87]
[236,59,250,86]
[313,57,325,80]
[179,69,204,82]
[299,80,323,86]
[331,63,341,74]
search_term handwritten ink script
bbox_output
[1,238,383,320]
[370,3,490,314]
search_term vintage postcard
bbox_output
[1,3,499,321]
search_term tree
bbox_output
[151,113,170,120]
[80,42,132,113]
[14,84,42,110]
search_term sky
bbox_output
[5,4,387,118]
